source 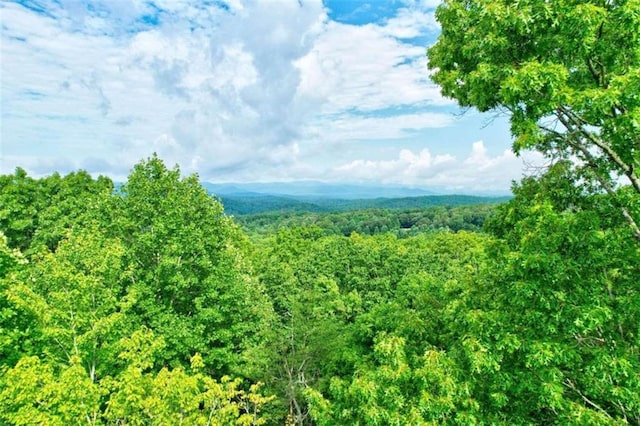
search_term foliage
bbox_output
[236,204,496,239]
[108,155,274,376]
[254,227,491,424]
[2,157,639,424]
[0,232,32,369]
[0,169,113,253]
[6,224,132,379]
[221,193,510,216]
[0,158,274,425]
[0,333,272,426]
[428,0,640,239]
[473,187,640,423]
[427,11,640,420]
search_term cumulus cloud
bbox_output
[2,0,325,177]
[1,0,530,192]
[295,19,448,115]
[332,142,545,193]
[380,6,439,39]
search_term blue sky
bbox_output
[1,0,542,193]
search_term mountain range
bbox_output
[201,181,511,215]
[201,181,438,200]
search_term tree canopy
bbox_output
[428,0,640,239]
[1,156,639,424]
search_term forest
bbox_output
[217,194,510,216]
[234,204,498,238]
[2,0,640,424]
[1,155,639,425]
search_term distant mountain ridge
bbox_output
[202,181,437,200]
[201,181,511,215]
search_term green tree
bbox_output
[5,225,134,380]
[103,329,273,426]
[254,228,493,425]
[0,169,43,251]
[30,171,114,252]
[0,169,114,253]
[459,173,640,423]
[254,227,352,425]
[428,0,640,239]
[0,330,273,425]
[306,334,485,425]
[0,160,275,425]
[0,232,34,369]
[112,155,273,376]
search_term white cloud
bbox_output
[380,7,439,39]
[295,18,449,115]
[2,0,324,177]
[1,0,531,193]
[331,142,545,193]
[306,112,453,143]
[399,0,442,9]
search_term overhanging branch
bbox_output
[554,112,640,241]
[557,106,640,195]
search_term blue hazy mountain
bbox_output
[201,181,511,216]
[202,181,436,199]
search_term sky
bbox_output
[1,0,544,194]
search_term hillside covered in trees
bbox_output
[216,193,510,216]
[1,154,639,425]
[234,204,498,238]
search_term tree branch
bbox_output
[563,378,614,419]
[555,112,640,241]
[558,106,640,195]
[586,57,601,86]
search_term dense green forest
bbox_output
[218,194,510,216]
[1,155,639,425]
[234,204,497,238]
[2,0,640,424]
